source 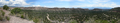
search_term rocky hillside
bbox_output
[0,9,10,23]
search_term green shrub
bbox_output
[3,5,9,10]
[2,12,5,16]
[33,18,39,23]
[69,19,78,23]
[21,15,25,19]
[11,8,22,14]
[84,19,110,23]
[6,16,10,21]
[1,10,5,16]
[0,17,3,21]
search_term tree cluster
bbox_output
[11,8,22,14]
[3,5,9,10]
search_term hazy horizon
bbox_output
[0,0,119,8]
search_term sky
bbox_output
[0,0,120,8]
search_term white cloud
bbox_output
[0,0,30,7]
[87,0,110,3]
[78,0,85,1]
[71,2,120,8]
[71,0,120,8]
[57,0,72,1]
[43,1,53,3]
[95,2,120,8]
[31,5,41,7]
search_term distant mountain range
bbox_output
[81,7,112,10]
[0,6,112,10]
[0,6,17,7]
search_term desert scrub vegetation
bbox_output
[3,5,9,10]
[11,8,22,14]
[22,10,71,23]
[20,7,120,23]
[20,15,25,19]
[84,18,110,23]
[0,10,4,21]
[11,8,25,18]
[69,19,77,23]
[6,16,10,21]
[33,18,39,23]
[1,10,5,16]
[0,16,4,21]
[0,10,10,21]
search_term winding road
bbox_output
[47,13,66,23]
[46,13,57,22]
